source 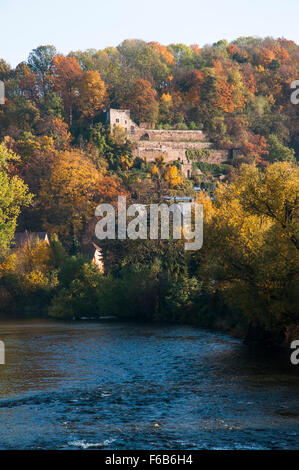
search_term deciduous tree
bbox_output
[49,56,82,125]
[78,70,107,120]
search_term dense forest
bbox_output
[0,37,298,343]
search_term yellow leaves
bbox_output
[255,65,265,73]
[39,149,100,236]
[204,162,299,328]
[161,93,172,104]
[195,192,214,222]
[151,154,166,179]
[39,136,54,152]
[0,240,55,294]
[164,165,182,188]
[151,164,159,176]
[151,155,182,188]
[235,162,299,230]
[78,70,107,119]
[25,241,52,273]
[120,154,134,170]
[0,253,17,277]
[22,270,49,292]
[16,134,41,158]
[15,134,54,159]
[0,139,20,169]
[43,150,100,197]
[39,149,125,239]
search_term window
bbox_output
[116,118,119,123]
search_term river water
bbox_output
[0,319,298,449]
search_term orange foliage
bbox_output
[126,79,158,124]
[242,67,257,96]
[257,48,276,67]
[149,42,175,65]
[49,56,82,125]
[227,44,239,56]
[191,44,201,55]
[212,61,246,113]
[39,149,125,238]
[184,70,204,106]
[78,70,107,119]
[240,132,269,165]
[49,118,72,149]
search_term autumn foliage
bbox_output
[0,38,298,332]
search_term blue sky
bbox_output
[1,0,298,66]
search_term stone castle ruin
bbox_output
[108,109,231,178]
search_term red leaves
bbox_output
[240,132,269,165]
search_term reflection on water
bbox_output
[0,319,298,449]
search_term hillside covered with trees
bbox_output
[0,37,298,343]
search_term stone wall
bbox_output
[133,142,230,166]
[108,109,231,177]
[135,141,213,152]
[131,129,207,142]
[206,149,231,164]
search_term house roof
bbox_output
[12,231,49,248]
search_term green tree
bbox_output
[0,143,33,253]
[27,45,57,97]
[267,135,295,163]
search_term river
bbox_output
[0,319,298,449]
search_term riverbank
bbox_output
[0,309,297,349]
